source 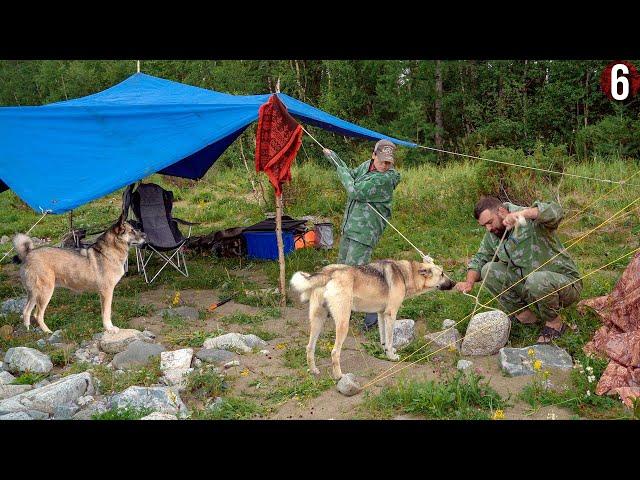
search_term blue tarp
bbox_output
[0,73,414,214]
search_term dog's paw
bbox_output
[106,326,120,334]
[42,327,53,334]
[386,350,400,361]
[309,367,320,376]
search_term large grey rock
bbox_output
[72,400,108,420]
[25,410,49,420]
[48,330,64,344]
[108,386,188,416]
[0,371,16,385]
[461,310,510,356]
[499,344,573,377]
[203,333,252,353]
[337,373,361,397]
[3,347,53,374]
[99,329,146,354]
[0,297,27,315]
[0,411,32,420]
[0,372,93,414]
[393,319,415,349]
[111,341,165,370]
[424,326,461,352]
[242,334,267,350]
[140,412,178,420]
[159,306,199,321]
[160,349,193,388]
[0,384,33,400]
[196,349,237,365]
[53,403,80,420]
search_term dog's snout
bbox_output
[439,278,456,291]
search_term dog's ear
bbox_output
[418,268,433,278]
[114,213,126,234]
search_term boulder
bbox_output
[48,330,64,344]
[0,372,93,414]
[196,349,237,365]
[160,349,193,388]
[108,386,188,415]
[140,412,178,420]
[424,327,461,352]
[0,371,16,385]
[0,297,27,315]
[203,333,252,353]
[461,310,510,356]
[392,319,415,349]
[242,334,267,350]
[53,403,80,420]
[0,384,33,400]
[72,400,108,420]
[337,373,361,397]
[0,411,32,420]
[3,347,53,374]
[111,341,165,370]
[25,410,49,420]
[99,329,146,354]
[499,344,573,377]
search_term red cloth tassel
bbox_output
[255,94,303,196]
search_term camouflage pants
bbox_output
[337,236,373,266]
[480,262,582,322]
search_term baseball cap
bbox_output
[374,139,396,163]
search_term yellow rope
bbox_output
[361,245,640,391]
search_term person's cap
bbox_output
[374,139,396,163]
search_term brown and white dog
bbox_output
[290,259,455,380]
[13,214,146,334]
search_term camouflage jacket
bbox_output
[468,201,580,280]
[327,150,400,247]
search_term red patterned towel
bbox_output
[255,94,302,196]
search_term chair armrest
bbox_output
[174,218,200,226]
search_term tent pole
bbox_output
[275,193,286,309]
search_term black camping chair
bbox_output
[130,183,199,284]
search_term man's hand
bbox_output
[454,280,474,294]
[322,148,333,157]
[503,212,525,230]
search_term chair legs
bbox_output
[135,245,189,284]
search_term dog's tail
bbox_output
[290,271,331,303]
[12,234,34,263]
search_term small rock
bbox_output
[393,319,415,349]
[192,358,202,368]
[108,386,188,415]
[77,395,94,407]
[260,349,270,355]
[99,329,145,354]
[0,325,13,340]
[0,371,16,385]
[72,400,107,420]
[337,373,361,397]
[499,344,573,377]
[140,412,178,420]
[203,333,252,353]
[457,359,474,371]
[0,297,27,315]
[53,402,80,420]
[160,349,194,388]
[0,235,9,244]
[159,306,199,321]
[461,310,510,356]
[196,348,238,365]
[33,379,51,389]
[442,319,456,329]
[3,347,53,374]
[111,341,165,370]
[424,327,461,352]
[36,339,47,349]
[48,330,64,344]
[242,334,267,349]
[0,384,33,400]
[223,360,240,369]
[74,346,108,366]
[142,330,156,340]
[0,411,32,420]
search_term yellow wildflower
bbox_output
[492,409,505,420]
[172,291,181,306]
[240,368,250,377]
[275,343,286,350]
[527,348,535,357]
[533,360,542,371]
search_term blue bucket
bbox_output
[242,231,295,260]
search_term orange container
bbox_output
[295,230,316,249]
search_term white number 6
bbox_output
[611,64,630,100]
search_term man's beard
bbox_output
[491,226,506,237]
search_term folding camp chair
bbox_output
[130,183,198,284]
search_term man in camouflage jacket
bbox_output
[322,139,401,328]
[455,196,582,343]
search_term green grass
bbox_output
[91,357,162,395]
[190,397,267,420]
[361,372,508,419]
[11,372,47,385]
[92,406,154,420]
[163,329,220,348]
[219,312,266,325]
[266,373,334,404]
[184,366,228,400]
[242,326,278,342]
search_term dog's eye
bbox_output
[418,268,432,277]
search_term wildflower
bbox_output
[172,291,181,306]
[586,390,591,397]
[547,412,557,420]
[533,360,542,371]
[586,366,593,373]
[587,375,596,383]
[543,370,550,379]
[275,343,286,350]
[492,409,505,420]
[527,348,535,357]
[240,368,250,377]
[448,345,458,353]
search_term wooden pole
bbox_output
[275,193,286,308]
